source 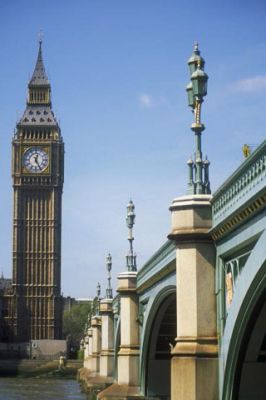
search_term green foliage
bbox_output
[63,302,92,356]
[77,349,84,360]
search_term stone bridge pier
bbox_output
[169,194,218,400]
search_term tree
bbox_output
[63,301,92,358]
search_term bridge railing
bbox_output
[211,139,266,238]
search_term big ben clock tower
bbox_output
[12,40,64,341]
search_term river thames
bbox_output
[0,377,87,400]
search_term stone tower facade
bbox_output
[11,41,64,341]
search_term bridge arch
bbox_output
[221,229,266,400]
[140,285,176,399]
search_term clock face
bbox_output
[23,147,49,173]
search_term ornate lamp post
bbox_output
[116,200,139,387]
[97,282,101,298]
[126,199,137,271]
[99,253,114,377]
[87,311,91,329]
[186,42,210,195]
[106,253,113,299]
[168,45,217,400]
[90,282,102,373]
[96,282,101,315]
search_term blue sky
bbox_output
[0,0,265,298]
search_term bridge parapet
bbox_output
[137,240,176,294]
[211,140,266,240]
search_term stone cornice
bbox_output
[172,337,218,358]
[168,229,213,243]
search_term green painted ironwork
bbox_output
[137,240,176,292]
[186,43,210,195]
[212,140,266,228]
[126,199,137,271]
[219,229,266,400]
[224,250,251,315]
[105,253,113,299]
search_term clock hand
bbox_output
[34,155,42,170]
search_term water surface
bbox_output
[0,377,87,400]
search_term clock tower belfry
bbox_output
[12,40,64,341]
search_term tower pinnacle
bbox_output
[25,39,52,107]
[38,30,43,45]
[18,40,58,127]
[29,39,49,87]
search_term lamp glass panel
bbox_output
[187,87,194,107]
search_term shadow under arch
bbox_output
[140,285,176,399]
[222,229,266,400]
[113,317,120,381]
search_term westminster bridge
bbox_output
[81,44,266,400]
[82,139,266,400]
